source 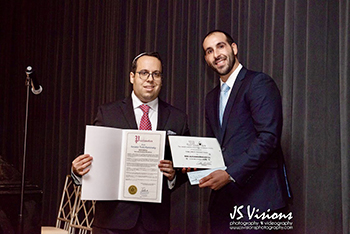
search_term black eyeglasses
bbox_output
[136,70,162,81]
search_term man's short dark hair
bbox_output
[202,30,236,52]
[131,52,163,73]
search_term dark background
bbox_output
[0,0,349,233]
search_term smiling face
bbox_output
[130,55,162,103]
[203,32,239,81]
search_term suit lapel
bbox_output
[120,97,170,130]
[157,99,170,130]
[210,86,222,142]
[121,97,138,129]
[220,67,247,139]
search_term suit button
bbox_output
[222,147,226,152]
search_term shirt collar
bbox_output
[131,91,158,111]
[220,63,243,89]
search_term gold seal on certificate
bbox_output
[128,185,137,195]
[168,136,225,169]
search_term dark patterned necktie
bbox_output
[139,104,152,130]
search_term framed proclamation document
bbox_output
[81,125,166,203]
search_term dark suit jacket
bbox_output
[205,67,291,213]
[91,97,190,231]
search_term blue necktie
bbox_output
[219,83,230,126]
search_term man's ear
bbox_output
[231,43,238,56]
[130,72,135,84]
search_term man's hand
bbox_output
[72,154,93,176]
[158,160,175,181]
[181,167,197,173]
[198,170,231,190]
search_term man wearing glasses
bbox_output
[72,52,190,234]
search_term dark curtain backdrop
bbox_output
[0,0,349,233]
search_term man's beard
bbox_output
[210,51,236,76]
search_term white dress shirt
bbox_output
[131,91,158,131]
[220,63,243,94]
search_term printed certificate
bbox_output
[168,136,225,169]
[81,125,165,203]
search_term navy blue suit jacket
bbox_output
[91,97,190,231]
[205,67,291,213]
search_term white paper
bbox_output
[168,136,225,169]
[82,125,166,203]
[187,167,227,185]
[82,126,123,200]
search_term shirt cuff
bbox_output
[71,167,82,186]
[167,175,176,189]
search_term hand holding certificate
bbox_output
[81,125,166,203]
[187,167,227,185]
[168,136,225,168]
[168,136,226,185]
